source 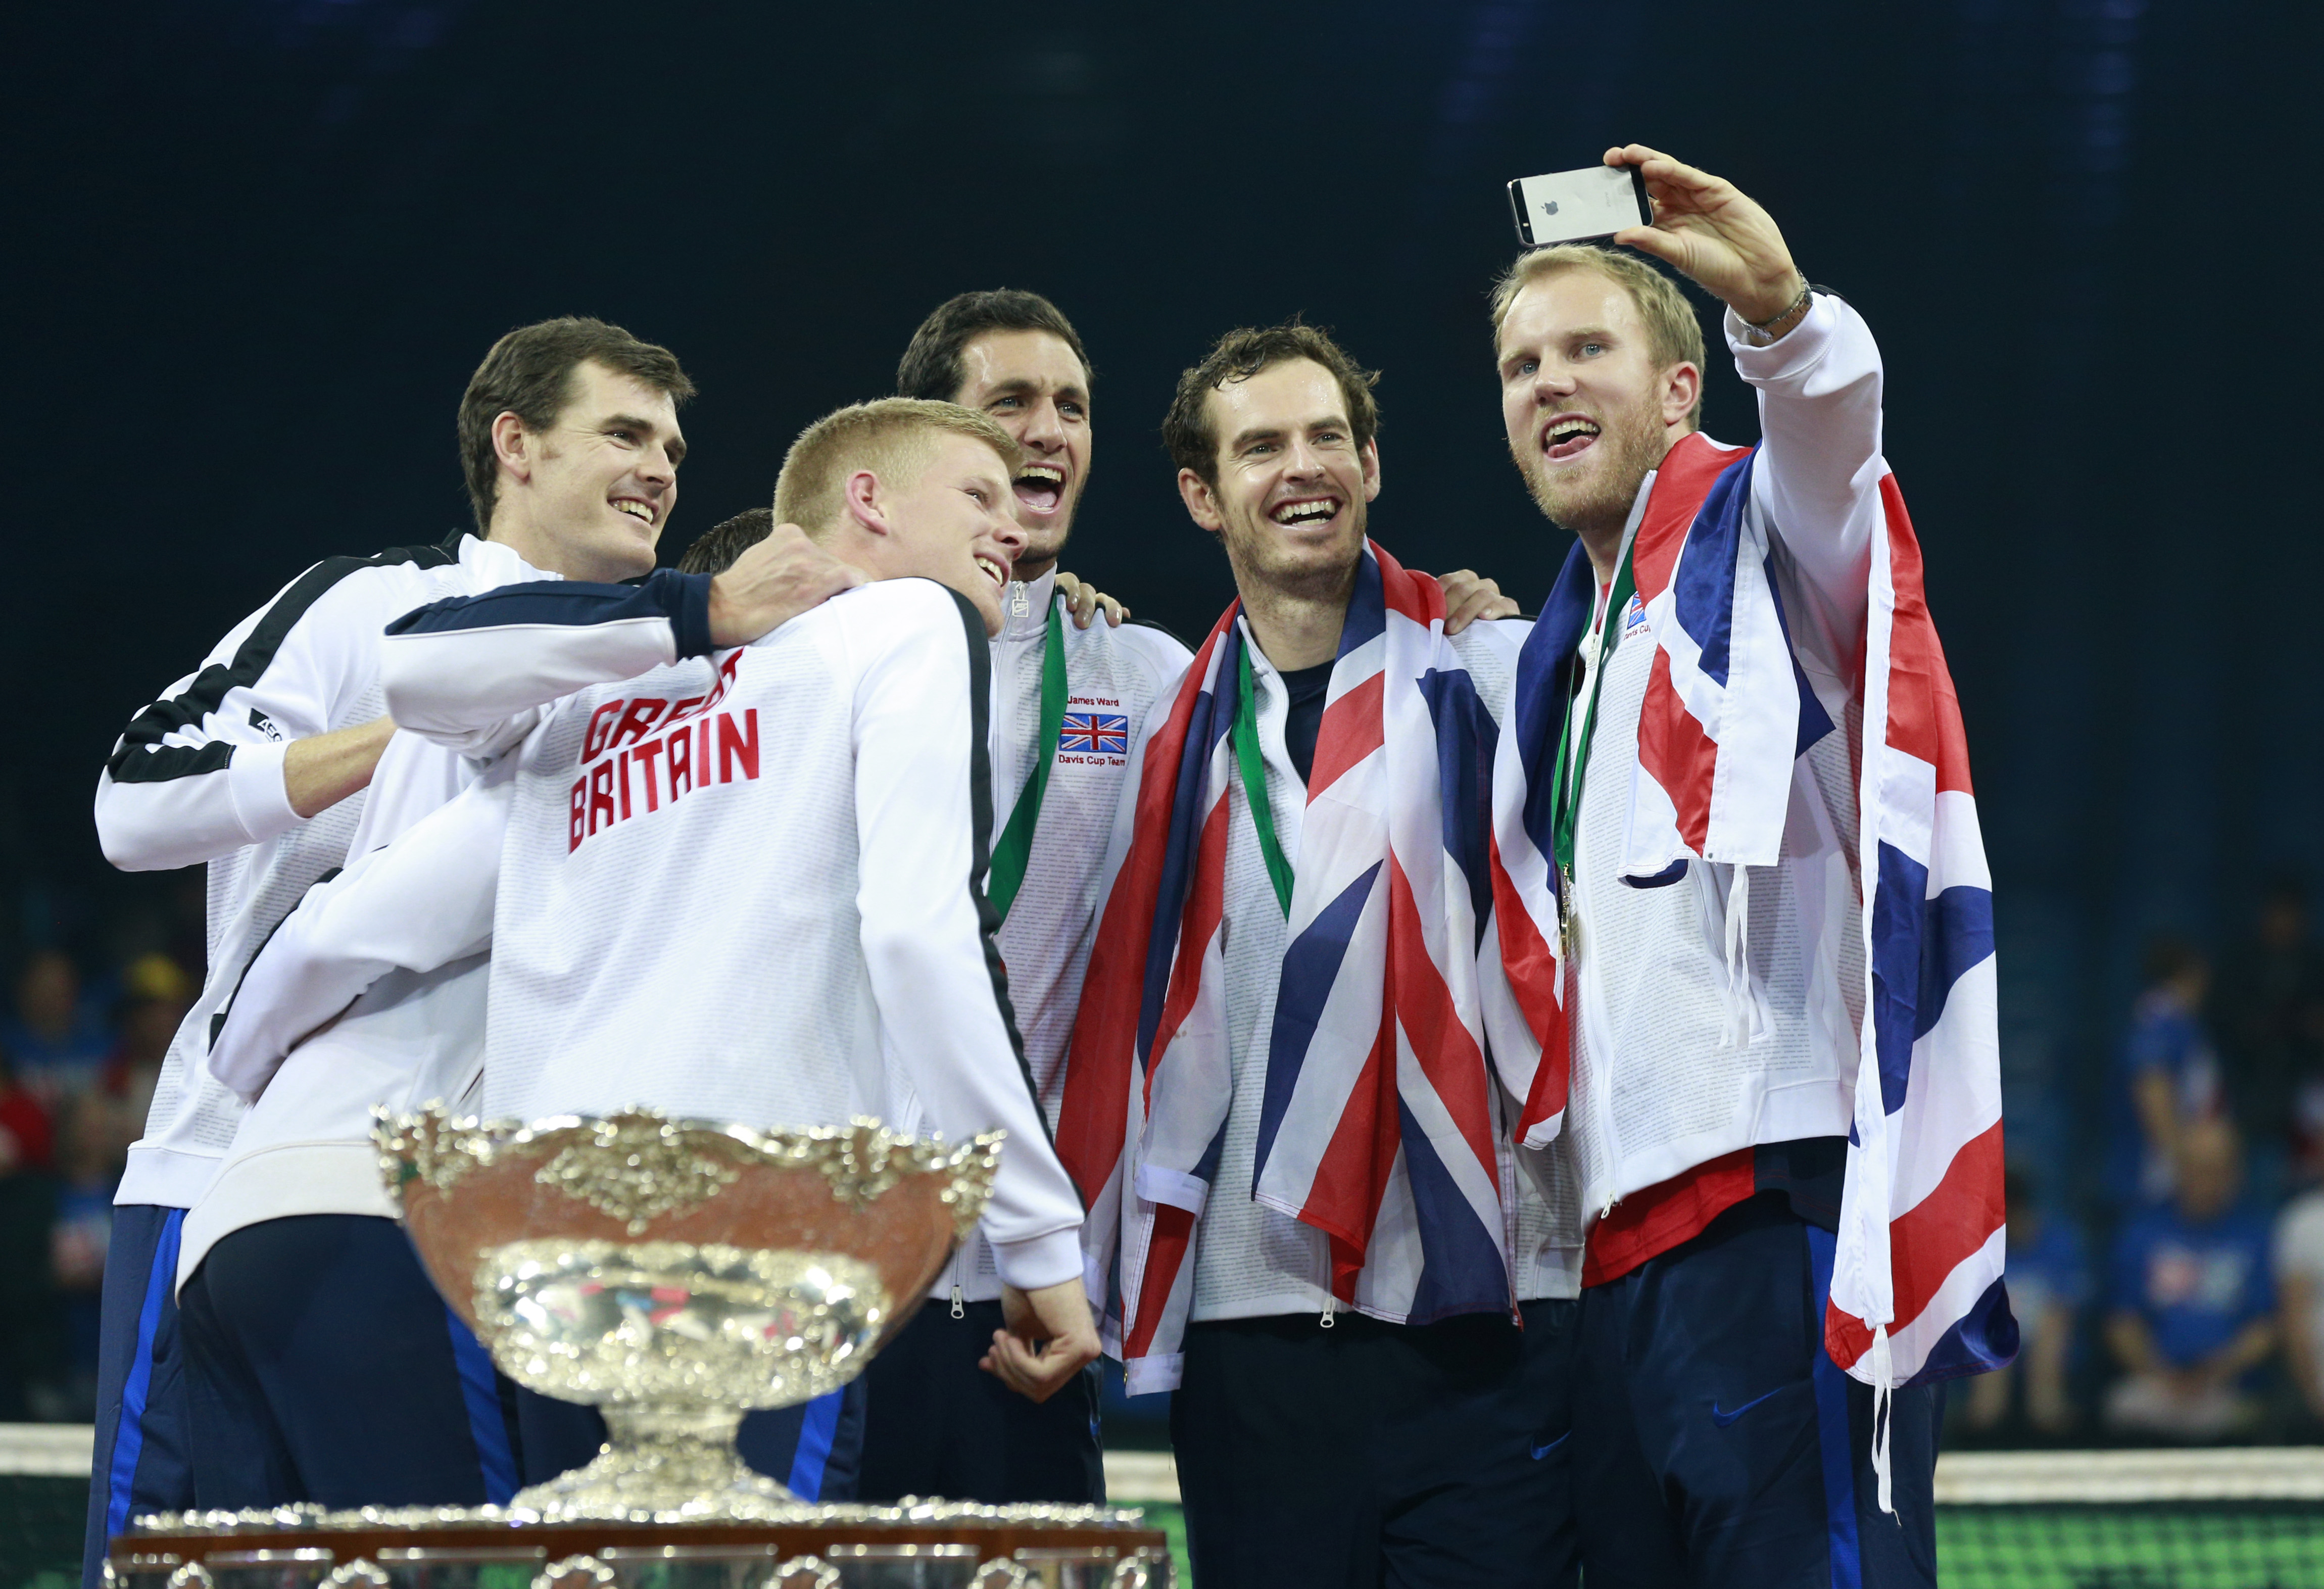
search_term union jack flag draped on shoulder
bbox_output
[1481,433,2013,1410]
[1057,541,1514,1393]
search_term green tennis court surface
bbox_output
[15,1434,2324,1589]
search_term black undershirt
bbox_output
[1280,661,1335,785]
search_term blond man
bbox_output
[209,399,1101,1502]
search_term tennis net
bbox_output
[1936,1448,2324,1587]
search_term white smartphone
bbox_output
[1507,164,1652,248]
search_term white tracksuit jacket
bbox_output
[209,577,1088,1289]
[91,532,544,1218]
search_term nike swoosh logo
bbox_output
[1530,1432,1571,1460]
[1710,1388,1783,1427]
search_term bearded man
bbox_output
[1060,322,1574,1589]
[1482,144,2011,1588]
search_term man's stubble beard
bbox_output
[1223,492,1369,605]
[1518,397,1669,543]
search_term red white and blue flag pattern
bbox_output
[1059,712,1130,756]
[1483,432,2011,1393]
[1058,542,1511,1392]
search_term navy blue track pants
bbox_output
[83,1205,197,1589]
[177,1214,519,1512]
[1573,1193,1943,1588]
[1169,1299,1580,1589]
[856,1297,1104,1505]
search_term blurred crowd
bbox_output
[1964,875,2324,1446]
[9,873,2324,1444]
[0,945,191,1422]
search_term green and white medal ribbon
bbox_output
[985,598,1070,924]
[1234,639,1297,919]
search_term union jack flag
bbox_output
[1058,712,1129,756]
[1483,430,2012,1423]
[1058,542,1511,1393]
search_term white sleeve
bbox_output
[1727,293,1886,665]
[381,571,710,754]
[94,563,386,872]
[204,764,510,1103]
[851,583,1085,1290]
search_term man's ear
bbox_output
[1359,437,1382,503]
[1177,467,1226,535]
[841,469,887,538]
[490,411,534,484]
[1662,362,1703,430]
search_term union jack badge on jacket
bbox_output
[1482,432,2012,1406]
[1059,712,1130,756]
[1058,542,1514,1393]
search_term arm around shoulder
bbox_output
[381,571,713,748]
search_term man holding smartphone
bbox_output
[1482,146,2006,1587]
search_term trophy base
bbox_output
[511,1404,820,1523]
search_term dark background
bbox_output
[2,0,2316,1191]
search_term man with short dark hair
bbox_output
[1481,146,2007,1587]
[1061,321,1578,1588]
[840,290,1196,1505]
[84,317,810,1552]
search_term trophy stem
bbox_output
[509,1402,808,1521]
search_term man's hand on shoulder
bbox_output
[1437,569,1520,635]
[706,524,866,646]
[1604,143,1808,336]
[981,1278,1101,1403]
[1054,570,1128,630]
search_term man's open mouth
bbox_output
[1269,496,1341,528]
[974,554,1010,587]
[1014,463,1067,516]
[613,497,657,525]
[1540,416,1601,464]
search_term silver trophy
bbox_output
[375,1104,999,1523]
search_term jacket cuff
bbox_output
[1725,292,1836,381]
[988,1223,1086,1292]
[657,570,716,658]
[226,739,300,841]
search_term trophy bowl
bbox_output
[374,1104,998,1523]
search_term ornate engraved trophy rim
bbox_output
[124,1497,1155,1534]
[372,1102,1004,1175]
[372,1102,1003,1238]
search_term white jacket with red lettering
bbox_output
[205,576,1086,1291]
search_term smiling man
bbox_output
[1481,147,2007,1588]
[81,317,726,1556]
[1058,323,1580,1589]
[850,291,1196,1505]
[206,399,1103,1487]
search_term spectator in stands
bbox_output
[2107,937,2223,1207]
[0,1041,62,1420]
[2104,1116,2277,1438]
[1,1042,54,1175]
[99,953,191,1141]
[46,1093,121,1419]
[1964,1168,2086,1436]
[2213,875,2324,1186]
[2271,1180,2324,1428]
[1,950,113,1104]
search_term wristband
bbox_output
[1742,278,1814,345]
